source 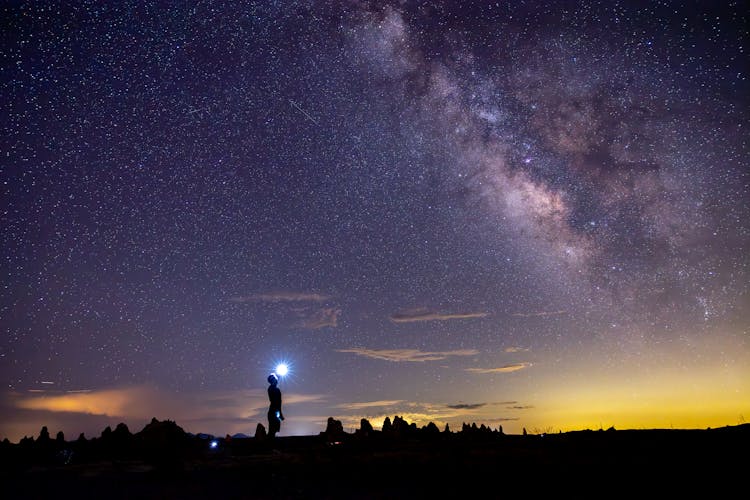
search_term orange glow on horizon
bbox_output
[16,387,152,417]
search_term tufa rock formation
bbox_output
[255,423,267,440]
[322,417,346,442]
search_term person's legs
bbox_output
[268,411,280,437]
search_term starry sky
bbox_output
[2,1,749,441]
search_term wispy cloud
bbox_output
[336,348,479,362]
[446,401,521,410]
[446,403,486,410]
[15,387,159,417]
[334,400,404,410]
[229,292,331,303]
[511,310,567,318]
[303,307,341,329]
[465,363,533,374]
[3,385,336,443]
[11,386,326,426]
[389,309,488,323]
[504,346,530,353]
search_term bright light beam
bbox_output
[275,363,289,377]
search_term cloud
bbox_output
[504,347,530,353]
[336,348,479,362]
[13,386,327,418]
[303,307,341,329]
[446,403,486,410]
[389,309,489,323]
[334,400,404,410]
[448,401,520,410]
[229,292,331,303]
[15,387,161,418]
[7,386,328,440]
[465,363,533,374]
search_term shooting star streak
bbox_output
[290,100,318,125]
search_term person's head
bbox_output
[267,373,278,386]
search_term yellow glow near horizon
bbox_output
[512,358,750,432]
[15,388,149,417]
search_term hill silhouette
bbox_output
[2,417,746,498]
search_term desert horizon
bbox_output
[3,412,748,445]
[3,380,746,444]
[3,415,747,498]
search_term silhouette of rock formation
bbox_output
[2,420,748,498]
[136,418,190,468]
[382,416,392,434]
[422,421,440,436]
[356,418,374,438]
[255,423,267,440]
[38,426,50,443]
[114,422,131,437]
[322,417,346,442]
[383,415,417,439]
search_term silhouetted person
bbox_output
[267,374,284,438]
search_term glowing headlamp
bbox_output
[274,363,289,377]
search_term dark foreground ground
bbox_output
[3,424,748,498]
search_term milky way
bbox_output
[2,1,748,439]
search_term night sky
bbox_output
[2,1,748,441]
